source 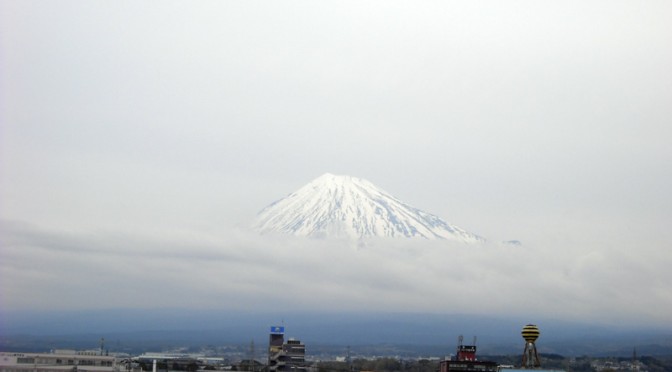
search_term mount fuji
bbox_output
[253,173,484,242]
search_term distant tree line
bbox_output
[134,354,672,372]
[315,354,672,372]
[316,358,436,372]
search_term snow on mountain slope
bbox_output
[253,173,484,242]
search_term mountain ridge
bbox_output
[253,173,483,242]
[3,309,671,357]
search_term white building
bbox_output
[0,351,117,372]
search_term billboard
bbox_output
[270,326,285,334]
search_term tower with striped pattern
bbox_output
[521,324,541,368]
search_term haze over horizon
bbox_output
[1,1,671,330]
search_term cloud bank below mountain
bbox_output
[1,219,670,329]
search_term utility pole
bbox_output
[346,346,352,372]
[250,340,256,372]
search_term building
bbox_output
[438,339,498,372]
[267,327,306,372]
[0,351,117,372]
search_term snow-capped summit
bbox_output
[253,173,483,242]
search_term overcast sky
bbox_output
[1,1,671,328]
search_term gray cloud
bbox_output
[1,221,670,327]
[1,1,671,328]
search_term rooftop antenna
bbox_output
[346,346,352,372]
[250,340,256,372]
[100,338,105,356]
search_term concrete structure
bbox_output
[0,351,116,372]
[267,327,306,372]
[438,336,497,372]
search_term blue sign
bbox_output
[270,326,285,334]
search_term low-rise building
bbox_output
[0,351,117,372]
